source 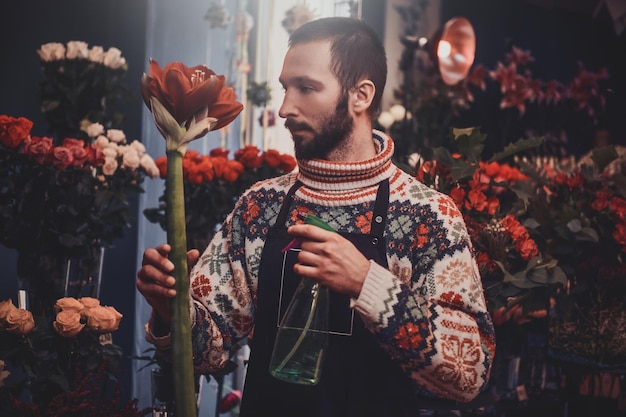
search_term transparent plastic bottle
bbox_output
[269,276,329,385]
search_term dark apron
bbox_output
[239,179,419,417]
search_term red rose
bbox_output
[155,156,167,178]
[279,154,296,172]
[210,148,230,158]
[0,115,33,149]
[262,149,281,168]
[234,145,262,169]
[222,160,244,183]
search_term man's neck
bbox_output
[326,124,376,162]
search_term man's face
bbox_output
[278,41,354,160]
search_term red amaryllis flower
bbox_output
[141,60,239,127]
[141,59,244,149]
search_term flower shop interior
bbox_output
[1,0,625,416]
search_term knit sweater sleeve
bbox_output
[352,188,496,403]
[145,179,286,375]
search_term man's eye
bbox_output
[299,86,314,93]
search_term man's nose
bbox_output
[278,91,297,119]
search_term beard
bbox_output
[284,93,354,160]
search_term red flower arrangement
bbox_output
[144,144,296,250]
[0,115,158,259]
[520,149,626,364]
[415,127,566,315]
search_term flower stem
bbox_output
[166,148,196,417]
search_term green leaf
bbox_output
[451,127,486,165]
[591,145,619,172]
[488,136,544,162]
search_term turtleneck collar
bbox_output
[296,130,396,192]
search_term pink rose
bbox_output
[23,136,54,164]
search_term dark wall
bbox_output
[0,0,149,401]
[441,0,626,156]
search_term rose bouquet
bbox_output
[37,41,131,139]
[0,297,148,416]
[144,144,296,251]
[0,115,158,310]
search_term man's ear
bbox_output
[351,80,375,114]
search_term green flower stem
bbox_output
[166,148,197,417]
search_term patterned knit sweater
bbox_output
[147,130,495,402]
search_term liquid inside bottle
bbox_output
[269,277,329,385]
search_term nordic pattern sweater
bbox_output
[147,130,495,402]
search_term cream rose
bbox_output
[94,135,110,148]
[106,128,126,144]
[129,140,146,156]
[37,42,66,61]
[4,308,35,334]
[103,47,127,70]
[53,310,85,337]
[102,157,119,176]
[86,122,105,138]
[88,45,105,63]
[121,147,141,170]
[140,154,160,178]
[65,41,89,59]
[0,299,17,325]
[55,297,84,314]
[85,305,123,333]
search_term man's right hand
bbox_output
[136,243,200,326]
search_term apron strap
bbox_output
[275,180,303,227]
[370,178,389,238]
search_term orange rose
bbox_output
[4,308,35,334]
[53,310,85,337]
[85,305,123,333]
[78,297,101,312]
[55,297,85,314]
[0,299,17,325]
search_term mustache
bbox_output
[284,119,312,132]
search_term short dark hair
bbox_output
[289,17,387,117]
